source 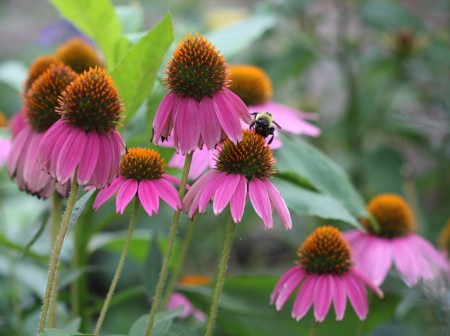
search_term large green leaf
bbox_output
[274,178,359,226]
[129,309,183,336]
[111,13,173,122]
[50,0,130,68]
[276,135,366,218]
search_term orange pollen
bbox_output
[164,33,228,100]
[362,194,415,238]
[56,37,103,74]
[228,64,273,106]
[0,112,8,128]
[297,226,352,275]
[119,147,166,181]
[216,130,275,180]
[59,66,123,134]
[438,218,450,255]
[24,55,63,93]
[179,274,211,286]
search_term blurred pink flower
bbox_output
[271,226,383,322]
[93,148,182,216]
[152,33,251,154]
[0,137,11,169]
[167,293,206,321]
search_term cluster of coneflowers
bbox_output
[4,31,448,336]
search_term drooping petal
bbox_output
[115,179,138,214]
[357,236,392,286]
[249,178,273,229]
[213,90,242,143]
[350,269,383,299]
[56,127,86,183]
[198,96,222,149]
[229,175,248,223]
[343,272,368,320]
[331,275,347,320]
[292,275,316,321]
[7,124,32,176]
[313,275,334,322]
[263,180,292,229]
[93,176,125,210]
[92,134,112,188]
[152,93,177,144]
[154,178,182,211]
[174,97,200,154]
[213,173,241,215]
[37,120,68,169]
[138,180,159,216]
[270,266,302,305]
[196,171,226,214]
[274,267,306,311]
[392,237,420,286]
[78,132,100,185]
[50,123,73,176]
[184,170,216,217]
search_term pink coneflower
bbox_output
[228,64,320,137]
[7,65,77,198]
[38,67,126,188]
[151,33,251,154]
[346,194,447,287]
[271,226,383,321]
[167,293,206,321]
[184,130,291,229]
[93,147,182,216]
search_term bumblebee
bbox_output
[249,111,281,144]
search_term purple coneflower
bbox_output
[346,194,446,287]
[184,129,291,229]
[271,226,383,321]
[7,65,77,197]
[151,33,251,154]
[93,147,182,216]
[38,67,126,188]
[167,293,206,321]
[228,64,320,137]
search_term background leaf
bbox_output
[129,308,183,336]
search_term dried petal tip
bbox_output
[59,67,123,134]
[56,37,103,74]
[165,33,228,100]
[298,226,352,275]
[25,65,78,132]
[119,147,166,181]
[362,194,415,238]
[229,64,273,106]
[24,55,63,93]
[216,129,275,180]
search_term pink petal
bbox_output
[213,90,242,143]
[229,175,248,223]
[77,132,100,185]
[92,135,111,188]
[274,267,306,311]
[392,237,421,286]
[152,93,177,144]
[249,178,273,229]
[358,236,392,286]
[183,170,216,217]
[115,179,138,214]
[57,128,86,184]
[174,97,200,154]
[93,176,125,210]
[213,173,241,215]
[263,180,292,229]
[198,96,222,149]
[196,171,226,214]
[7,124,32,175]
[223,88,252,124]
[350,269,383,299]
[138,180,159,216]
[292,275,316,321]
[314,275,333,322]
[331,275,347,320]
[154,177,182,210]
[343,272,368,320]
[270,266,302,305]
[37,120,68,169]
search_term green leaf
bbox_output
[143,233,162,297]
[276,135,366,218]
[111,13,173,121]
[206,14,276,58]
[50,0,130,68]
[274,178,359,226]
[129,309,183,336]
[21,209,49,259]
[0,60,28,92]
[66,189,96,238]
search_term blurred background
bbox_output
[0,0,449,335]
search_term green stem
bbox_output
[204,218,236,336]
[309,321,318,336]
[162,215,199,308]
[93,199,140,335]
[48,194,62,328]
[37,178,79,333]
[144,152,193,336]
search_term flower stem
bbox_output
[309,321,318,336]
[93,198,140,335]
[204,217,236,336]
[37,178,79,333]
[144,152,193,336]
[162,214,199,308]
[48,194,62,328]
